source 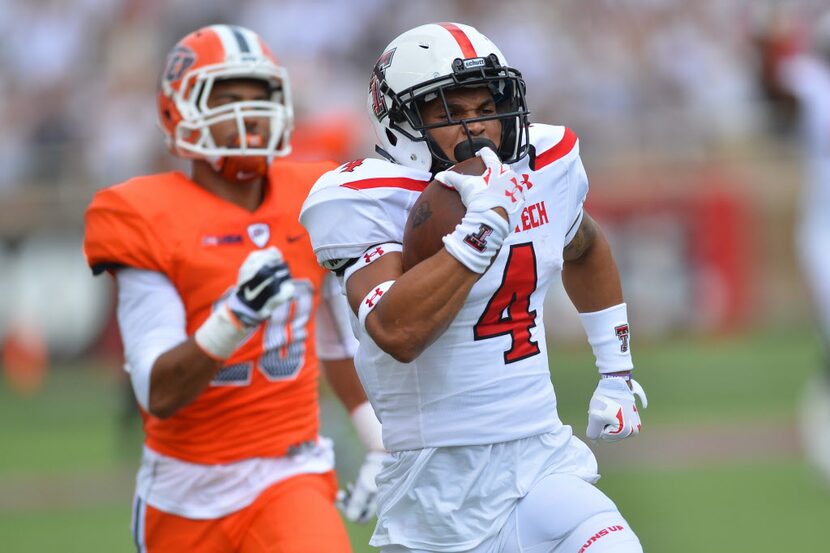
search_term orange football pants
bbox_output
[133,471,352,552]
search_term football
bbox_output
[402,156,486,271]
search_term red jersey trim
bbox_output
[535,128,578,170]
[438,23,477,58]
[341,177,429,192]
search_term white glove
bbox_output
[226,246,295,326]
[435,146,526,227]
[336,450,386,524]
[586,377,648,441]
[195,246,295,359]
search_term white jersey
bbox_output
[301,124,587,452]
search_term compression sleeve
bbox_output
[116,268,187,411]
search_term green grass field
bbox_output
[1,327,827,552]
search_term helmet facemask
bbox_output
[377,54,530,172]
[164,61,294,165]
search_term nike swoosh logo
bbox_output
[243,275,275,301]
[286,234,304,243]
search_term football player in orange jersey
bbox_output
[83,25,383,553]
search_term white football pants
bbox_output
[382,473,642,553]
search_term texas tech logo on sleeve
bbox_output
[615,324,630,353]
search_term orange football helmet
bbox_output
[157,25,294,170]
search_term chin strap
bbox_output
[216,155,268,183]
[209,133,271,184]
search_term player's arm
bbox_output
[345,248,479,363]
[119,247,294,419]
[345,147,526,362]
[148,342,222,419]
[562,211,647,441]
[562,211,624,318]
[115,268,218,419]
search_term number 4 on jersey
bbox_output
[474,243,541,364]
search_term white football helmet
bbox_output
[367,22,530,172]
[158,24,294,166]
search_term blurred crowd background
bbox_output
[2,0,830,550]
[1,0,827,359]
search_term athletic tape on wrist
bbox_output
[343,242,402,284]
[358,280,395,331]
[350,401,385,452]
[442,209,509,273]
[194,304,252,360]
[578,303,634,374]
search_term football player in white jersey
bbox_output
[300,23,646,552]
[778,11,830,487]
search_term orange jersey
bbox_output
[84,160,337,464]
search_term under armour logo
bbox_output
[503,177,523,203]
[521,173,533,190]
[464,223,494,252]
[615,324,630,353]
[363,247,385,263]
[364,287,386,308]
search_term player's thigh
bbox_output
[505,473,641,553]
[135,498,233,553]
[239,471,351,553]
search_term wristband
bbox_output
[358,280,395,330]
[578,303,634,374]
[600,372,631,381]
[350,401,385,452]
[442,209,509,274]
[343,242,402,284]
[194,303,252,360]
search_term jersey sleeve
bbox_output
[84,187,168,275]
[564,153,589,245]
[116,268,188,411]
[300,159,425,269]
[530,124,589,246]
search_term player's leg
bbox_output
[133,495,234,553]
[501,473,641,553]
[239,471,352,553]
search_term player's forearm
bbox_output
[561,228,623,312]
[148,338,222,419]
[367,250,478,362]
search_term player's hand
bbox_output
[227,247,295,326]
[336,450,386,524]
[434,147,526,224]
[586,377,647,441]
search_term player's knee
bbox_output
[557,511,642,553]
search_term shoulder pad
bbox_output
[529,124,580,171]
[310,157,431,195]
[84,184,168,275]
